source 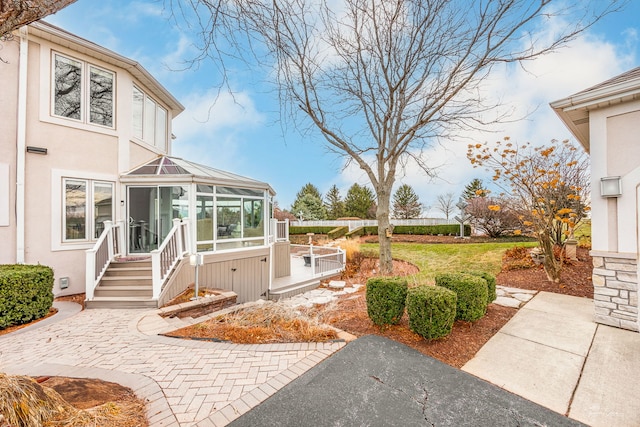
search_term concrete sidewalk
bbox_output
[462,291,640,427]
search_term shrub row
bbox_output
[392,224,470,236]
[328,226,349,240]
[0,264,54,329]
[365,271,496,340]
[289,226,336,235]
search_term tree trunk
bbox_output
[539,233,561,283]
[376,187,393,275]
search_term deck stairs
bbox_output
[86,258,157,309]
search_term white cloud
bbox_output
[171,89,265,169]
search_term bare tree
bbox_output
[435,192,455,220]
[173,0,620,274]
[0,0,77,38]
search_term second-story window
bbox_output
[53,53,115,128]
[133,85,167,152]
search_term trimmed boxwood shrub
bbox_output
[406,285,457,340]
[366,277,408,326]
[464,271,497,304]
[0,264,54,329]
[435,273,488,322]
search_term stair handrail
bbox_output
[151,218,190,300]
[85,220,124,300]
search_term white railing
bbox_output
[151,218,190,299]
[292,244,346,277]
[270,218,289,242]
[85,220,125,300]
[311,246,346,276]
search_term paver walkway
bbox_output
[0,303,345,426]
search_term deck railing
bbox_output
[291,244,346,277]
[151,218,190,299]
[309,246,346,277]
[270,218,289,242]
[85,220,124,300]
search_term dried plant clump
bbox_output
[339,239,365,279]
[0,373,148,427]
[169,303,338,344]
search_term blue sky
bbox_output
[48,1,640,216]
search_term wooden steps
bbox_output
[86,259,157,309]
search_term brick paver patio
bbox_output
[0,303,345,426]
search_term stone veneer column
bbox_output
[591,252,639,332]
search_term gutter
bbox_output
[15,26,28,263]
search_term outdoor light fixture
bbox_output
[600,176,622,198]
[26,146,47,155]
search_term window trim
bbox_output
[51,51,116,130]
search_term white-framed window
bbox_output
[63,178,114,241]
[53,52,115,128]
[132,85,168,151]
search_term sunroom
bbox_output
[86,156,345,308]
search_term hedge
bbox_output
[392,224,470,236]
[289,226,336,235]
[328,226,349,240]
[366,277,408,326]
[464,271,497,304]
[0,264,54,329]
[406,285,457,340]
[435,273,488,322]
[345,226,378,238]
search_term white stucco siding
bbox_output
[589,100,640,255]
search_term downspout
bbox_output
[16,26,28,264]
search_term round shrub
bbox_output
[464,271,497,304]
[0,264,54,329]
[365,277,408,326]
[435,273,488,322]
[406,285,457,340]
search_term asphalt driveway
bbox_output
[229,335,583,426]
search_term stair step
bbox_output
[105,267,152,277]
[94,286,153,298]
[86,297,157,309]
[111,261,152,268]
[100,276,152,286]
[269,280,321,300]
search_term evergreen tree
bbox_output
[290,183,327,220]
[324,185,345,220]
[462,178,487,199]
[344,184,376,219]
[392,184,423,219]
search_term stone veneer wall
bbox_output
[592,252,639,332]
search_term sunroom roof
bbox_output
[124,156,274,194]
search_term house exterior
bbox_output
[552,67,640,332]
[0,21,344,308]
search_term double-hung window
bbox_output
[63,178,114,241]
[132,85,167,151]
[53,53,115,128]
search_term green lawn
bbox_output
[361,241,538,286]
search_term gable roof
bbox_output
[550,67,640,152]
[28,21,184,116]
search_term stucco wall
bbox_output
[0,36,19,264]
[589,100,640,255]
